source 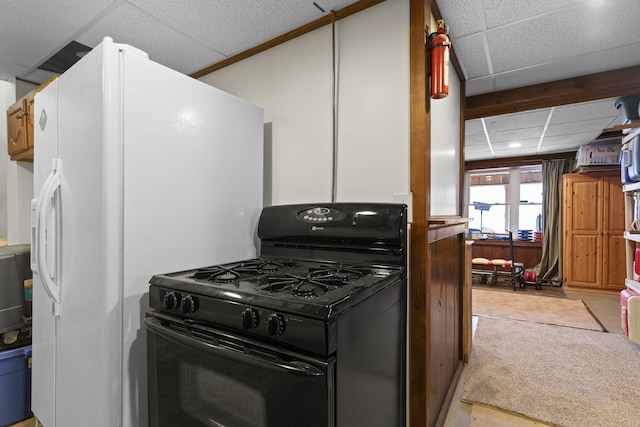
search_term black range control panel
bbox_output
[297,206,347,223]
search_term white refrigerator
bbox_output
[31,37,263,427]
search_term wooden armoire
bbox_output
[562,172,626,292]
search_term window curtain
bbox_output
[534,159,573,283]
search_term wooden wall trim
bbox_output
[465,65,640,120]
[190,0,385,79]
[409,0,429,425]
[465,151,576,171]
[459,73,466,215]
[427,223,466,244]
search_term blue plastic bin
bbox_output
[0,345,32,427]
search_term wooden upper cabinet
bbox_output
[6,75,58,162]
[7,98,29,159]
[26,90,37,151]
[563,172,625,292]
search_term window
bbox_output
[466,166,542,235]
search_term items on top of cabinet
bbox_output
[575,142,621,169]
[615,94,640,134]
[6,75,58,162]
[621,128,640,185]
[622,129,640,186]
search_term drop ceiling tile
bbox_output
[128,0,357,56]
[76,2,225,76]
[465,76,497,97]
[465,134,488,146]
[488,127,544,143]
[497,41,640,93]
[545,118,614,138]
[551,98,619,124]
[453,33,490,79]
[484,109,550,133]
[436,0,486,38]
[536,141,583,153]
[465,119,485,136]
[610,116,624,128]
[492,137,539,149]
[542,132,599,147]
[0,60,29,82]
[465,144,489,152]
[587,98,625,114]
[490,67,555,94]
[465,151,491,161]
[491,149,521,158]
[487,1,640,74]
[482,0,582,29]
[465,152,491,163]
[0,0,113,69]
[465,146,492,157]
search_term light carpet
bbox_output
[472,288,604,331]
[462,316,640,427]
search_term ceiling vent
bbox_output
[38,41,92,74]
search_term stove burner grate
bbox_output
[308,264,372,282]
[258,265,372,298]
[190,259,298,283]
[259,274,333,298]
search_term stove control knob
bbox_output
[163,291,179,310]
[266,313,285,336]
[241,308,260,330]
[180,295,199,314]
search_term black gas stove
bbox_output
[145,203,407,426]
[148,203,406,354]
[153,257,401,308]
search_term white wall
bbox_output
[199,0,410,205]
[1,79,34,244]
[430,69,461,216]
[6,159,33,245]
[0,80,14,238]
[335,0,410,202]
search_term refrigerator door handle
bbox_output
[31,199,38,271]
[35,158,62,316]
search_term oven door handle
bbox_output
[144,317,325,377]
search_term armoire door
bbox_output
[563,174,603,289]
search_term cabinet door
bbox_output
[563,174,602,288]
[603,177,626,290]
[26,91,36,149]
[7,98,28,156]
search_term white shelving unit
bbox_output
[622,127,640,297]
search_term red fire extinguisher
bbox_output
[429,20,451,99]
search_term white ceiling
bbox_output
[0,0,359,84]
[437,0,640,161]
[464,98,620,161]
[1,0,639,161]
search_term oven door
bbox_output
[144,315,335,427]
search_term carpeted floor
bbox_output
[462,316,640,427]
[472,288,605,331]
